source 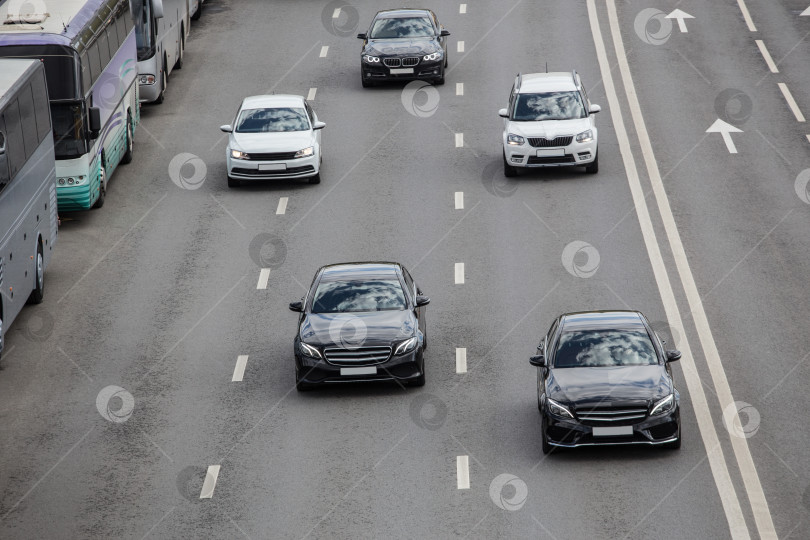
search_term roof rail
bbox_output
[571,69,580,86]
[515,73,522,92]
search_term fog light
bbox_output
[577,152,591,161]
[511,156,524,163]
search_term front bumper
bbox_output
[139,81,161,103]
[362,58,444,82]
[294,348,424,385]
[226,153,319,180]
[57,184,98,211]
[544,408,680,448]
[504,138,597,168]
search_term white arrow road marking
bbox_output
[665,9,695,32]
[200,465,221,499]
[456,456,470,489]
[706,119,743,153]
[801,6,810,16]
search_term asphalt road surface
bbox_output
[1,0,809,538]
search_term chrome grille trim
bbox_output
[383,57,401,67]
[401,57,419,67]
[324,346,392,366]
[577,407,648,423]
[528,136,574,148]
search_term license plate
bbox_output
[389,68,414,75]
[592,426,633,437]
[340,366,377,376]
[536,148,565,157]
[258,163,286,171]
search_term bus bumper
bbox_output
[57,184,97,211]
[138,82,161,104]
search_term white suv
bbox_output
[499,71,601,176]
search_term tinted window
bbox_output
[31,71,51,142]
[97,31,112,67]
[235,107,310,133]
[370,17,434,38]
[402,268,415,298]
[3,101,25,177]
[17,84,38,158]
[553,330,657,367]
[88,43,102,83]
[512,91,587,121]
[116,9,129,47]
[0,118,8,189]
[312,279,407,313]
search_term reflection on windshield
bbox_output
[51,103,87,159]
[235,108,310,133]
[312,279,407,313]
[370,17,434,38]
[513,92,586,121]
[554,330,657,367]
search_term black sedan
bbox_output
[357,8,450,87]
[529,310,682,453]
[289,262,429,391]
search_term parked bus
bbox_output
[134,0,190,104]
[0,59,58,361]
[0,0,140,211]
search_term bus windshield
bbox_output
[133,2,155,61]
[51,103,88,159]
[0,45,78,100]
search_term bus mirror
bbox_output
[151,0,164,18]
[88,107,101,139]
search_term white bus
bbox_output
[0,59,58,361]
[134,0,191,104]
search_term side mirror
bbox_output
[312,121,326,130]
[356,33,367,40]
[289,301,303,312]
[589,104,602,114]
[529,354,546,367]
[666,350,682,362]
[88,107,101,139]
[151,0,164,18]
[220,125,233,133]
[440,29,451,37]
[498,108,508,118]
[415,295,430,307]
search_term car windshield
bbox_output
[553,330,657,367]
[311,279,407,313]
[370,16,434,38]
[235,107,309,133]
[512,91,586,121]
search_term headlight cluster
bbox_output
[507,133,525,146]
[576,129,594,143]
[231,149,249,159]
[299,342,322,360]
[393,336,418,356]
[650,393,675,416]
[139,74,156,85]
[547,398,574,419]
[423,51,443,61]
[57,175,86,186]
[363,55,380,63]
[294,146,314,159]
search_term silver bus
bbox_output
[134,0,191,104]
[0,59,58,361]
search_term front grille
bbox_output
[324,346,392,366]
[528,136,573,147]
[231,165,315,176]
[527,155,576,164]
[401,57,419,67]
[246,151,298,161]
[383,57,401,68]
[576,405,648,426]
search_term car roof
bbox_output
[318,262,403,281]
[241,94,305,109]
[560,310,647,332]
[517,72,578,93]
[374,8,432,19]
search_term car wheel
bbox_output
[28,243,44,304]
[663,430,681,450]
[541,415,552,455]
[411,372,426,387]
[227,176,240,188]
[361,75,373,88]
[503,152,517,177]
[308,173,321,184]
[295,370,313,392]
[435,70,445,85]
[585,151,598,174]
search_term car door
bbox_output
[402,267,426,339]
[538,317,560,398]
[305,102,321,154]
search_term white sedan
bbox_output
[220,95,325,187]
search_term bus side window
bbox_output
[0,119,9,191]
[18,84,38,160]
[3,100,25,178]
[30,72,51,143]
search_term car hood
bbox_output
[507,118,591,139]
[546,365,672,407]
[363,38,441,56]
[230,131,313,153]
[300,310,417,348]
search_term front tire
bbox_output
[585,151,598,174]
[191,6,202,20]
[28,243,44,304]
[295,370,313,392]
[541,415,551,455]
[93,163,106,209]
[663,429,681,450]
[155,69,166,104]
[121,113,133,164]
[503,152,517,177]
[175,28,184,69]
[227,176,240,188]
[361,75,373,88]
[308,173,321,184]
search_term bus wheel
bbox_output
[121,113,133,164]
[93,164,106,209]
[175,28,184,69]
[28,242,45,304]
[155,69,166,104]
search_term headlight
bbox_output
[650,393,675,416]
[507,133,525,146]
[139,74,156,85]
[299,342,322,359]
[576,129,594,143]
[394,336,418,356]
[547,398,574,419]
[363,55,380,63]
[294,146,314,159]
[231,149,248,159]
[423,51,443,61]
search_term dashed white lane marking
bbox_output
[456,82,464,96]
[778,83,805,122]
[200,465,221,499]
[457,41,465,53]
[454,191,464,209]
[332,7,341,18]
[276,197,288,215]
[755,40,778,73]
[455,133,463,147]
[456,348,467,373]
[805,135,810,144]
[232,355,249,382]
[456,456,470,489]
[459,3,467,14]
[307,87,317,101]
[735,0,757,32]
[454,263,465,284]
[257,268,271,289]
[320,46,329,57]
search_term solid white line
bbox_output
[454,263,465,284]
[455,191,464,209]
[456,82,464,96]
[459,4,467,14]
[200,465,221,499]
[778,83,806,122]
[276,197,288,215]
[456,456,470,489]
[457,41,465,53]
[736,0,757,32]
[257,268,271,289]
[456,348,467,373]
[320,46,329,57]
[605,1,777,537]
[307,87,317,101]
[455,133,463,147]
[232,355,248,382]
[332,7,341,18]
[755,40,778,73]
[588,2,750,538]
